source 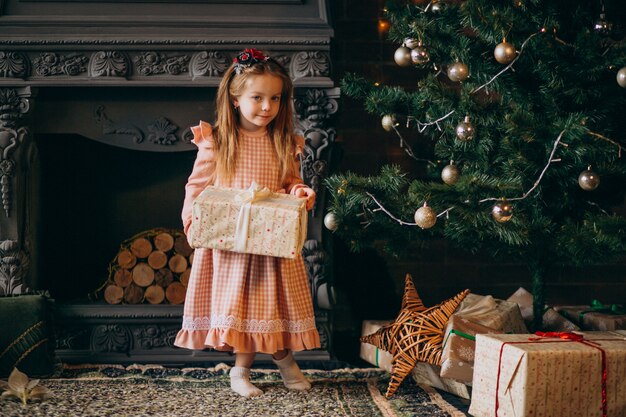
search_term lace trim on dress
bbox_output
[181,315,317,333]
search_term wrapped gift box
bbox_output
[456,294,528,334]
[188,184,307,259]
[554,305,626,331]
[469,332,626,417]
[507,287,581,332]
[360,320,394,372]
[440,315,498,384]
[360,320,471,399]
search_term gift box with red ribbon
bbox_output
[469,332,626,417]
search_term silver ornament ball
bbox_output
[430,1,443,12]
[578,168,600,191]
[414,203,437,229]
[441,163,459,185]
[494,41,516,64]
[455,116,475,141]
[491,201,513,223]
[617,67,626,88]
[394,46,412,67]
[594,13,613,37]
[381,115,397,132]
[410,46,430,66]
[323,212,339,231]
[447,62,469,82]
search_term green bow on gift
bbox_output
[578,300,625,323]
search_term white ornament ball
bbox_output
[447,62,469,82]
[617,67,626,88]
[414,204,437,229]
[394,46,412,67]
[323,212,339,231]
[381,115,397,132]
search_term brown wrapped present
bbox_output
[456,293,528,334]
[507,287,581,332]
[360,320,471,398]
[188,183,307,259]
[440,315,499,384]
[469,332,626,417]
[555,303,626,331]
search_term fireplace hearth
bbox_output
[0,0,338,364]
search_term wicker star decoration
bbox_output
[361,274,469,398]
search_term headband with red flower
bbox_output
[233,48,269,74]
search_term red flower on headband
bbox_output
[233,48,268,73]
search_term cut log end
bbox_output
[132,262,156,287]
[166,281,186,305]
[104,284,124,304]
[154,232,175,252]
[131,237,153,258]
[145,284,166,304]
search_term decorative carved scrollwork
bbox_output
[134,52,191,76]
[294,89,338,204]
[33,53,88,76]
[0,240,30,296]
[190,51,230,79]
[290,51,330,79]
[147,117,178,145]
[94,105,144,143]
[92,324,133,353]
[302,239,333,310]
[0,88,31,217]
[133,325,178,349]
[0,52,29,79]
[89,51,130,78]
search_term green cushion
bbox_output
[0,295,57,377]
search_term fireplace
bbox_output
[0,0,338,364]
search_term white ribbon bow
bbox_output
[233,182,271,253]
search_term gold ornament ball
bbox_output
[455,116,475,141]
[323,212,339,231]
[447,62,469,82]
[494,41,516,64]
[410,46,430,66]
[414,204,437,229]
[617,67,626,88]
[491,201,513,223]
[578,168,600,191]
[381,115,397,131]
[394,46,412,67]
[441,164,459,185]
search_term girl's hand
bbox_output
[294,186,316,211]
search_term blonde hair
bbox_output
[213,55,298,184]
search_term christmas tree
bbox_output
[325,0,626,330]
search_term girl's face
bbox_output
[233,73,283,132]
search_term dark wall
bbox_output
[328,0,626,357]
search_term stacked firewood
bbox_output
[102,229,194,305]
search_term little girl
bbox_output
[174,48,320,397]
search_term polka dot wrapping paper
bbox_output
[469,332,626,417]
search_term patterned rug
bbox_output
[1,364,470,417]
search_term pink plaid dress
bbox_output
[174,121,320,354]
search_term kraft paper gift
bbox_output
[555,303,626,331]
[469,332,626,417]
[360,320,471,399]
[188,183,307,259]
[456,293,528,334]
[440,315,499,384]
[507,287,581,332]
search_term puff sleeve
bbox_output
[284,135,308,195]
[181,121,216,234]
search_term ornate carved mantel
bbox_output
[0,0,338,364]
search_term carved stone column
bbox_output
[295,87,339,352]
[0,86,36,296]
